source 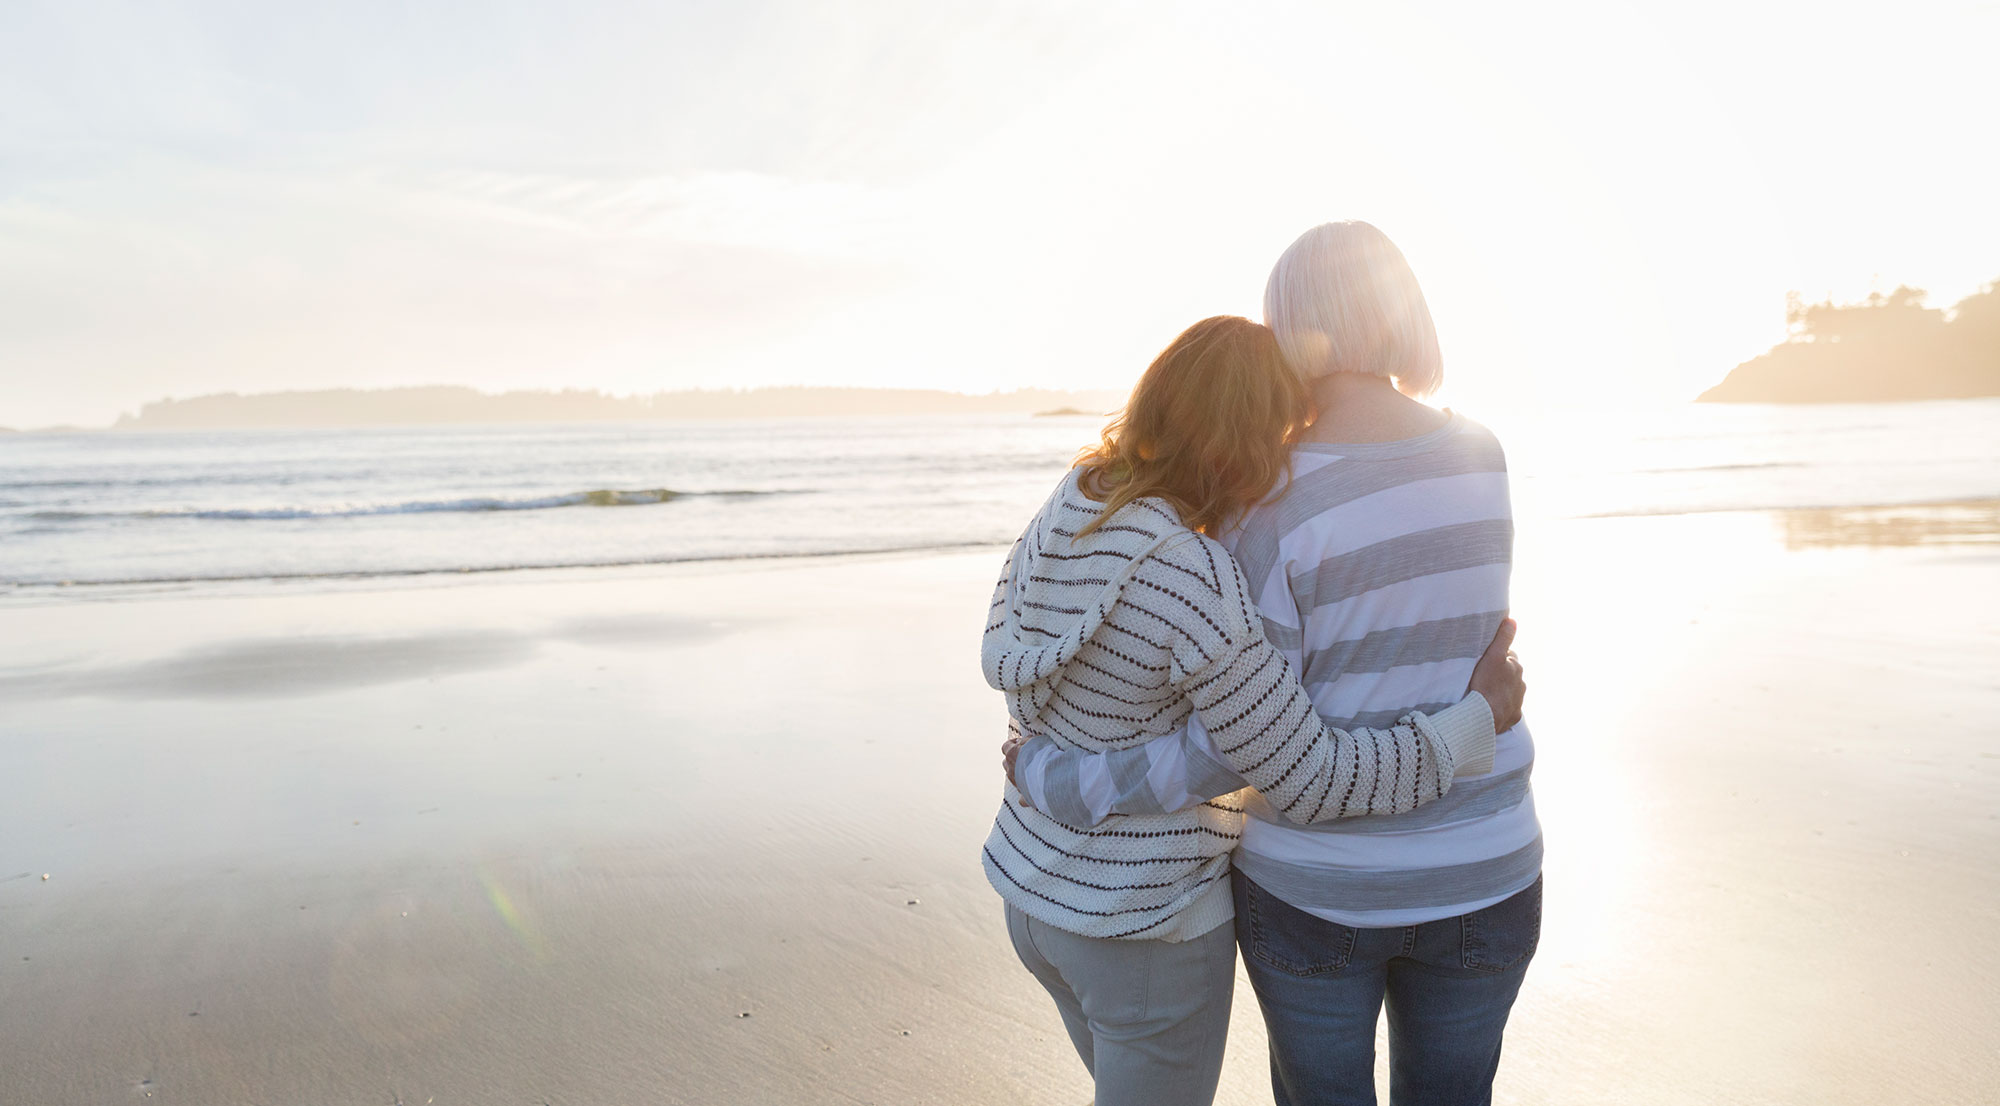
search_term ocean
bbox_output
[3,399,1996,598]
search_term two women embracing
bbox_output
[982,221,1542,1106]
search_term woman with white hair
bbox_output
[1012,221,1540,1105]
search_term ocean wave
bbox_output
[22,488,780,522]
[0,474,316,490]
[1629,461,1807,475]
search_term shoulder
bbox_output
[1041,468,1101,525]
[1445,411,1509,466]
[1129,529,1260,645]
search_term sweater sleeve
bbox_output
[1184,632,1480,822]
[1016,693,1495,826]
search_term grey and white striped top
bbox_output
[979,469,1497,942]
[1019,412,1542,927]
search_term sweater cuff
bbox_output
[1427,694,1497,778]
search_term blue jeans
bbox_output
[1232,871,1541,1106]
[1005,903,1237,1106]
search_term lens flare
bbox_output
[478,869,546,958]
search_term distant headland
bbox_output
[109,386,1125,431]
[1699,280,1999,403]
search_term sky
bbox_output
[3,0,1997,427]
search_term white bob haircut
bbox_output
[1262,221,1444,397]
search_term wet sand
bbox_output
[1,508,1995,1104]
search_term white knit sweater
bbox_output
[979,471,1496,941]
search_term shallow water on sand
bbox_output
[1,505,1996,1104]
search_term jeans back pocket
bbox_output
[1236,874,1359,977]
[1460,875,1542,974]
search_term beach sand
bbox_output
[2,507,1996,1104]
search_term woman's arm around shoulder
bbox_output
[1129,537,1499,823]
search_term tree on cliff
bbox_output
[1700,280,2000,403]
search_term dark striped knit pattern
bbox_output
[979,471,1463,941]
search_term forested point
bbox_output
[1700,281,2000,402]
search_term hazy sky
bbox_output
[4,0,1996,426]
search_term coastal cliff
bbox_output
[111,386,1124,430]
[1700,282,2000,403]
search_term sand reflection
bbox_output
[1774,497,2000,550]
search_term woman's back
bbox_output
[979,472,1266,943]
[981,468,1482,942]
[1220,411,1543,928]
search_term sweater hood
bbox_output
[982,472,1192,726]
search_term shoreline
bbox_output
[7,495,1995,604]
[0,540,1009,602]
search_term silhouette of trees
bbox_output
[1786,284,1940,346]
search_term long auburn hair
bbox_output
[1075,316,1311,537]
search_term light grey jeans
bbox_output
[1005,903,1236,1106]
